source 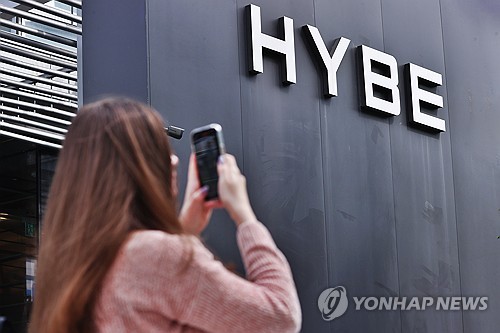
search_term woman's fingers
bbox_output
[216,154,256,225]
[193,185,209,201]
[205,199,223,209]
[183,153,201,203]
[187,154,200,187]
[181,152,255,230]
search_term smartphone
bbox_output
[190,123,226,201]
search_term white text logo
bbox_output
[319,286,488,321]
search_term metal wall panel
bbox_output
[82,0,500,332]
[440,1,500,333]
[381,0,463,331]
[313,1,401,332]
[82,0,148,102]
[235,1,330,332]
[146,0,245,271]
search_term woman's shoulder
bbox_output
[123,230,190,256]
[117,230,211,272]
[127,229,182,246]
[115,231,185,272]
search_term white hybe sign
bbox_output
[247,4,446,132]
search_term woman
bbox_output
[29,98,301,333]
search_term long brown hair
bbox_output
[29,98,184,333]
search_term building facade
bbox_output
[83,1,500,332]
[2,0,500,332]
[0,0,80,331]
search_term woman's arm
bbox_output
[171,153,301,332]
[153,221,301,333]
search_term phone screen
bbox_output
[193,130,220,200]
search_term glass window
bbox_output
[0,137,57,332]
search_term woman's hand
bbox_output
[216,154,256,226]
[179,154,221,235]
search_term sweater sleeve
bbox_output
[156,221,302,333]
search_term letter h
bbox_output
[247,4,296,84]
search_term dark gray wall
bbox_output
[82,0,148,102]
[83,0,500,332]
[440,1,500,332]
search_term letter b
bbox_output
[357,45,400,116]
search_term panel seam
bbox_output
[145,0,151,105]
[438,0,465,332]
[235,1,245,172]
[380,1,404,332]
[312,0,333,331]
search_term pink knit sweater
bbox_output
[95,220,302,332]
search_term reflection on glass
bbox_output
[0,137,57,332]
